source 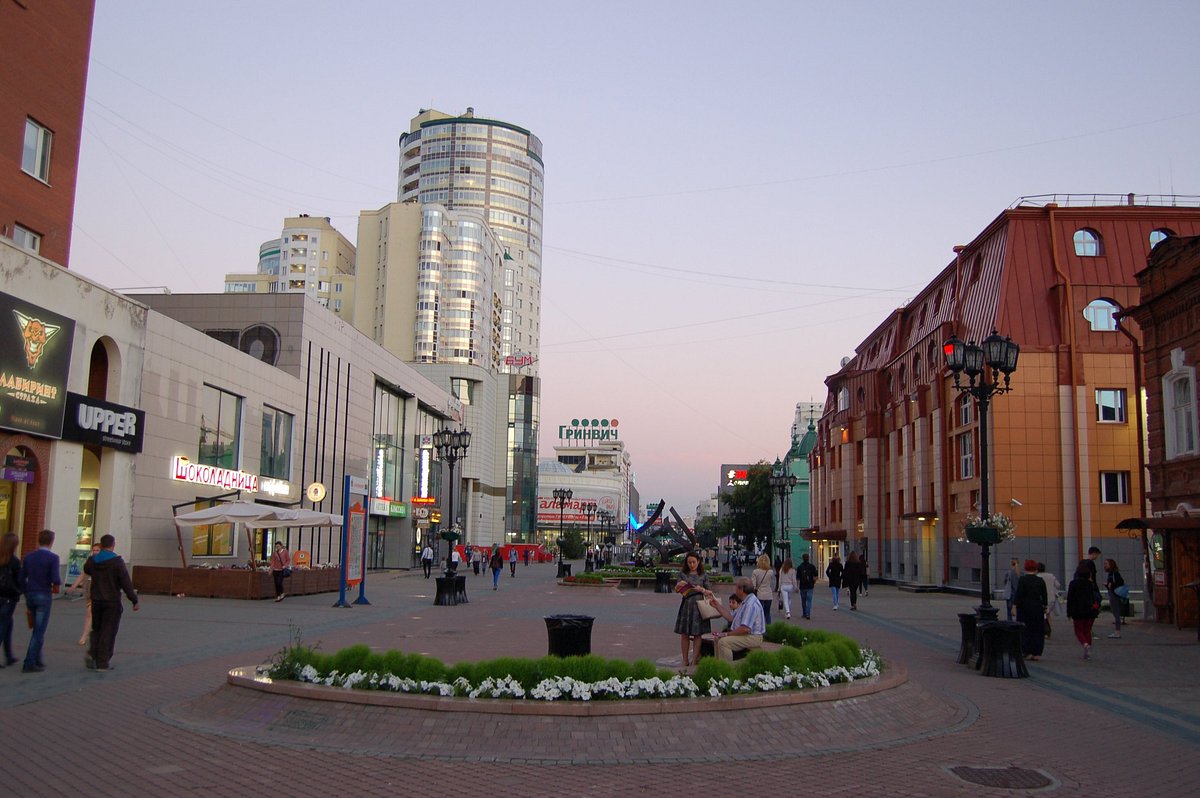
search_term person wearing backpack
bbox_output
[796,553,818,619]
[826,553,844,611]
[1066,561,1101,659]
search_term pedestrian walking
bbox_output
[843,551,866,611]
[420,544,434,579]
[1066,562,1101,659]
[826,553,843,611]
[1002,559,1020,621]
[0,532,22,668]
[509,546,518,577]
[1103,558,1126,639]
[1036,562,1061,637]
[448,547,462,574]
[471,547,482,576]
[777,558,798,619]
[861,558,870,596]
[84,534,139,671]
[489,547,504,590]
[19,529,60,673]
[673,552,712,668]
[66,543,102,642]
[797,553,817,619]
[751,554,775,626]
[523,548,531,567]
[270,540,291,602]
[1015,559,1048,660]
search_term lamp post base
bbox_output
[975,604,1000,622]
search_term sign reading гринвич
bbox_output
[0,292,75,438]
[557,417,620,444]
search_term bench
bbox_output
[698,634,783,661]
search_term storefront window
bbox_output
[199,385,242,468]
[260,405,293,479]
[372,384,408,500]
[190,498,234,557]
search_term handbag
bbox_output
[280,567,292,578]
[697,596,723,620]
[1114,584,1129,599]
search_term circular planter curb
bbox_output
[227,662,906,717]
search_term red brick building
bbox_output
[1124,235,1200,630]
[0,0,96,266]
[809,197,1200,598]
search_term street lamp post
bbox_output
[433,427,471,578]
[944,331,1020,621]
[553,487,573,578]
[583,501,597,559]
[769,458,799,568]
[597,509,613,564]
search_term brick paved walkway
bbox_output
[2,562,1198,796]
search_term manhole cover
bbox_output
[947,765,1054,790]
[271,709,329,731]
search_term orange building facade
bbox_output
[810,197,1200,595]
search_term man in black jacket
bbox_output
[797,553,818,620]
[84,534,139,671]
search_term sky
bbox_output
[71,0,1200,516]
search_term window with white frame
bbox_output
[1095,388,1127,423]
[1083,299,1119,332]
[1164,352,1197,459]
[22,118,53,182]
[957,431,974,479]
[958,395,973,426]
[198,384,243,469]
[837,386,849,412]
[12,224,41,254]
[1073,228,1103,257]
[1099,471,1130,504]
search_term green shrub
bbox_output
[801,642,839,671]
[629,659,658,679]
[738,649,782,679]
[692,656,735,689]
[329,644,372,675]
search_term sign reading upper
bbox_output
[61,392,145,453]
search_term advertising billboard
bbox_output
[0,292,75,437]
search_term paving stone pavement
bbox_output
[2,562,1198,796]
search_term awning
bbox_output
[799,527,847,542]
[173,501,343,528]
[1116,516,1200,531]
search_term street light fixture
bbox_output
[769,458,799,567]
[597,509,613,564]
[944,331,1019,621]
[553,487,573,577]
[433,427,471,577]
[583,500,597,550]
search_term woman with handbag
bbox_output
[751,554,775,625]
[1067,561,1101,659]
[1014,559,1048,660]
[271,541,291,602]
[673,552,714,668]
[1104,558,1126,639]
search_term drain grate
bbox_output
[271,709,330,731]
[947,765,1054,790]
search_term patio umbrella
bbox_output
[172,501,343,566]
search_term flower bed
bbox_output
[266,624,881,702]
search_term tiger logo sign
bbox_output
[15,311,62,369]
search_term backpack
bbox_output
[0,562,18,598]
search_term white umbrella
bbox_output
[172,501,343,566]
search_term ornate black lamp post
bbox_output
[553,487,572,577]
[944,331,1019,621]
[583,501,597,547]
[769,459,799,567]
[433,427,470,576]
[597,509,613,563]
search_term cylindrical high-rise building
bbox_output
[398,107,543,543]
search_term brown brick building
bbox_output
[809,196,1200,599]
[0,0,96,266]
[1124,235,1200,630]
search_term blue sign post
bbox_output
[333,475,369,608]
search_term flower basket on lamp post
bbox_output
[965,525,1001,546]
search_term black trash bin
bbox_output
[654,570,674,593]
[545,614,595,657]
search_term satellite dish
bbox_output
[840,356,851,367]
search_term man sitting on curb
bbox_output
[707,576,766,661]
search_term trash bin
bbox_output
[557,562,572,579]
[654,570,674,594]
[956,612,977,665]
[545,614,595,657]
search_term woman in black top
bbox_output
[1066,561,1101,659]
[825,555,843,611]
[0,532,22,667]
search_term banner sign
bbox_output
[170,456,260,492]
[557,417,620,444]
[536,493,619,525]
[0,292,75,438]
[61,392,145,453]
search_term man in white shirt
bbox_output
[708,576,766,661]
[420,545,434,579]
